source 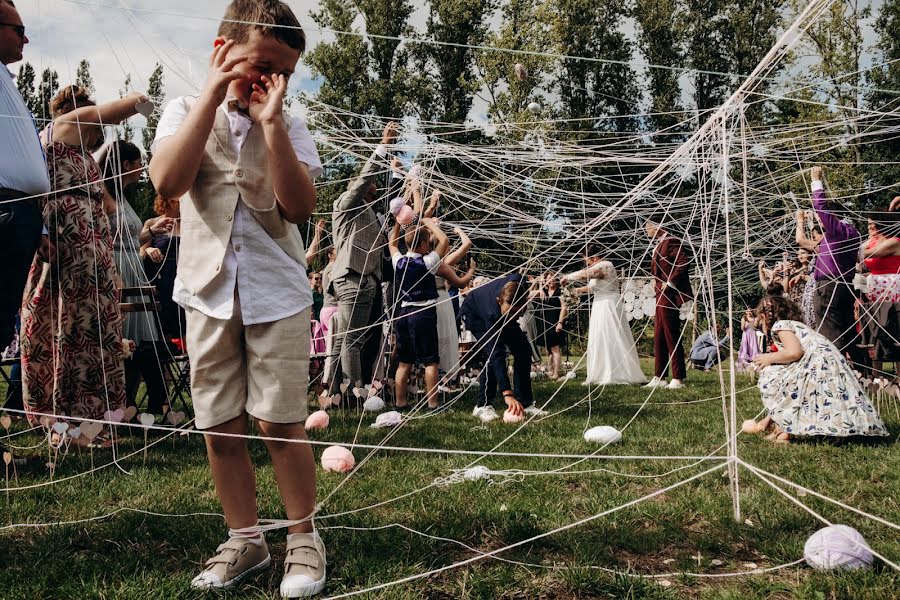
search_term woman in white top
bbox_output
[562,250,647,385]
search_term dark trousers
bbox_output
[654,298,686,380]
[124,342,169,414]
[814,279,868,371]
[0,198,42,350]
[473,322,533,408]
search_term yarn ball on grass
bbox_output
[503,409,524,423]
[583,425,622,444]
[304,410,330,430]
[741,419,758,433]
[321,445,355,473]
[363,396,385,412]
[371,411,403,428]
[804,525,874,571]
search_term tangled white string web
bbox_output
[2,0,899,595]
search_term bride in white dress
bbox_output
[563,254,647,385]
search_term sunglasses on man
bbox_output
[0,23,25,38]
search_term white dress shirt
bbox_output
[0,67,51,196]
[154,96,323,325]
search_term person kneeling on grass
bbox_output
[389,217,449,411]
[744,295,889,443]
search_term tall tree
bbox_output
[15,62,39,116]
[863,0,900,196]
[36,68,59,123]
[681,0,731,120]
[414,0,497,127]
[475,0,552,134]
[119,73,134,143]
[142,63,165,160]
[357,0,415,119]
[75,59,94,93]
[546,0,640,134]
[304,0,375,134]
[633,0,686,135]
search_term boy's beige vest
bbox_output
[177,97,307,296]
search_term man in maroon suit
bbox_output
[645,219,692,389]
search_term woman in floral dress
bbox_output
[20,85,147,445]
[744,295,888,442]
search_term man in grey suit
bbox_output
[326,122,398,399]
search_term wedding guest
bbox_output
[806,166,866,370]
[861,209,900,373]
[745,295,888,443]
[0,0,50,351]
[103,140,166,415]
[537,273,567,380]
[141,195,184,341]
[794,209,824,327]
[737,309,761,372]
[21,85,145,444]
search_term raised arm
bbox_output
[438,259,476,288]
[809,166,855,241]
[444,226,472,267]
[335,122,398,213]
[150,41,250,199]
[305,219,326,264]
[758,261,772,288]
[388,221,402,258]
[423,218,450,258]
[424,189,440,219]
[795,210,819,251]
[53,92,146,145]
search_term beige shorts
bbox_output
[185,300,311,430]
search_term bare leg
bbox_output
[751,415,771,434]
[549,346,561,379]
[424,363,439,408]
[205,414,258,530]
[257,420,316,535]
[395,362,411,407]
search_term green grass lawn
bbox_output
[0,359,897,599]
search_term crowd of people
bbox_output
[0,0,896,597]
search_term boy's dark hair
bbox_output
[218,0,306,53]
[756,294,802,324]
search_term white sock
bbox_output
[229,525,264,545]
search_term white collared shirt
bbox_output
[154,96,323,325]
[0,67,51,195]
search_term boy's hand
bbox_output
[315,218,326,234]
[810,166,823,181]
[203,40,247,105]
[250,74,288,124]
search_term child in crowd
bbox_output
[388,218,449,411]
[148,1,325,596]
[737,308,761,372]
[745,295,888,443]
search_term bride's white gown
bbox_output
[584,262,647,385]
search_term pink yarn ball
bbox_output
[503,409,525,424]
[321,445,355,473]
[305,410,330,430]
[396,205,415,226]
[389,197,406,216]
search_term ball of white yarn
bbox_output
[371,410,402,428]
[462,465,491,481]
[804,525,874,571]
[363,396,385,412]
[527,101,542,114]
[583,425,622,444]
